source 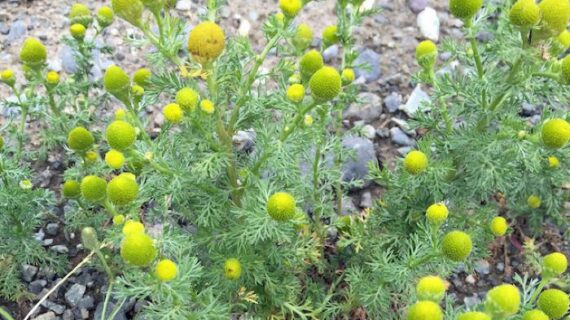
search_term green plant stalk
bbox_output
[529,277,549,304]
[208,0,217,21]
[100,280,114,320]
[17,106,28,161]
[311,110,326,237]
[127,150,176,176]
[430,70,452,135]
[150,8,165,46]
[407,252,442,269]
[127,99,153,147]
[489,56,523,112]
[334,109,344,217]
[0,307,15,320]
[94,248,114,280]
[103,199,119,217]
[0,158,9,187]
[46,90,61,117]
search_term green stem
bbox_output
[408,252,442,269]
[47,90,61,117]
[17,106,28,161]
[95,248,114,279]
[430,71,452,134]
[126,100,152,146]
[334,110,344,217]
[103,199,119,217]
[151,8,165,45]
[529,278,548,304]
[532,72,560,81]
[100,281,114,320]
[0,307,15,320]
[488,56,523,112]
[208,0,217,21]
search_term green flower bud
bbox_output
[80,175,107,202]
[69,3,92,28]
[293,23,313,51]
[106,120,136,151]
[449,0,483,20]
[133,68,151,87]
[509,0,541,28]
[543,252,568,277]
[81,227,99,251]
[485,284,521,318]
[415,40,438,69]
[175,87,199,111]
[538,289,569,319]
[20,38,47,69]
[107,173,139,206]
[522,309,550,320]
[407,301,443,320]
[62,180,81,199]
[97,6,114,28]
[267,192,296,221]
[300,50,324,78]
[67,127,94,152]
[70,23,86,41]
[416,276,447,302]
[120,232,157,266]
[104,65,131,101]
[441,230,472,262]
[309,66,342,102]
[112,0,144,27]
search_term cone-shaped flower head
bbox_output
[538,0,570,36]
[267,192,296,221]
[485,284,521,317]
[176,87,199,111]
[543,252,568,277]
[104,65,131,100]
[97,6,114,28]
[449,0,483,20]
[120,232,157,266]
[293,23,313,51]
[69,3,92,27]
[426,202,448,225]
[287,84,305,103]
[80,175,107,202]
[490,216,508,236]
[416,276,447,302]
[107,173,139,206]
[187,21,225,63]
[538,289,569,319]
[106,120,136,151]
[309,66,342,102]
[280,0,303,18]
[133,68,151,87]
[155,259,177,282]
[300,50,324,78]
[67,127,94,152]
[522,309,550,320]
[105,149,125,169]
[62,180,81,199]
[224,258,242,280]
[416,40,438,69]
[404,150,428,175]
[542,118,570,148]
[442,230,472,261]
[20,38,47,69]
[322,25,339,46]
[528,195,541,208]
[510,0,541,27]
[163,103,184,123]
[407,300,443,320]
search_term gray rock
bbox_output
[63,309,74,320]
[341,197,358,215]
[77,295,95,310]
[6,20,26,43]
[46,223,59,236]
[384,92,402,113]
[400,85,430,116]
[496,262,505,272]
[476,31,494,42]
[22,264,38,282]
[362,125,376,140]
[232,130,256,153]
[354,49,381,82]
[376,127,390,138]
[34,229,46,242]
[474,260,490,275]
[360,191,373,208]
[65,283,86,306]
[463,295,481,308]
[32,312,56,320]
[417,7,440,41]
[94,302,127,320]
[60,46,78,74]
[0,22,10,35]
[390,127,414,146]
[41,300,65,315]
[521,102,537,116]
[397,146,412,156]
[344,92,382,123]
[50,245,69,254]
[176,0,192,11]
[408,0,428,13]
[342,136,377,184]
[43,239,54,246]
[29,279,47,294]
[323,44,339,62]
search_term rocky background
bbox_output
[1,0,567,319]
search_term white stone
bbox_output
[417,7,440,41]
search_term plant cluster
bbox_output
[0,0,569,318]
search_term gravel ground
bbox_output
[1,0,568,319]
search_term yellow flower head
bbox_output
[107,173,139,206]
[133,68,151,87]
[416,40,438,69]
[509,0,541,28]
[80,175,107,202]
[113,214,125,226]
[84,151,98,164]
[542,118,570,148]
[548,155,560,168]
[106,120,136,151]
[163,103,184,123]
[457,312,492,320]
[522,310,549,320]
[287,84,305,103]
[115,109,127,120]
[176,87,199,111]
[304,114,314,127]
[341,68,355,85]
[538,289,569,319]
[112,0,144,26]
[1,69,15,86]
[449,0,483,20]
[404,150,428,175]
[557,30,570,48]
[538,0,570,36]
[69,3,92,27]
[543,252,568,277]
[490,216,508,236]
[407,300,443,320]
[70,23,86,40]
[293,23,313,51]
[122,220,145,235]
[267,192,296,221]
[105,149,125,169]
[62,180,81,199]
[188,21,225,63]
[155,259,178,282]
[485,284,521,318]
[67,127,94,152]
[527,194,541,208]
[120,232,157,266]
[561,55,570,85]
[309,66,342,102]
[300,50,324,78]
[131,85,144,97]
[322,25,339,46]
[20,38,47,69]
[104,65,131,98]
[441,230,472,262]
[46,71,60,85]
[416,276,447,302]
[97,6,114,28]
[224,258,242,280]
[200,99,215,114]
[279,0,303,18]
[426,202,448,225]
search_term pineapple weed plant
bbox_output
[0,0,570,318]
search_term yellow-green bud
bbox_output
[1,69,15,86]
[81,227,99,250]
[105,149,125,169]
[46,71,60,86]
[542,118,570,148]
[84,151,98,165]
[106,120,136,151]
[416,40,438,69]
[309,66,342,102]
[449,0,483,20]
[155,259,177,282]
[224,258,242,280]
[113,214,125,226]
[441,230,472,261]
[490,216,508,236]
[300,50,324,78]
[279,0,303,18]
[200,99,215,114]
[557,30,570,48]
[70,23,86,40]
[538,0,570,36]
[485,284,521,318]
[122,220,144,235]
[80,175,107,202]
[322,25,339,46]
[543,252,568,277]
[112,0,144,27]
[67,127,94,152]
[407,301,443,320]
[133,68,151,87]
[176,87,199,111]
[267,192,296,221]
[104,65,131,100]
[20,38,47,69]
[62,180,81,199]
[416,276,447,302]
[107,173,139,206]
[522,309,549,320]
[293,23,313,51]
[509,0,541,28]
[426,202,448,225]
[548,155,560,168]
[341,68,355,85]
[404,150,428,175]
[97,6,114,28]
[120,232,157,266]
[286,84,305,103]
[527,195,541,208]
[538,289,569,319]
[69,3,92,28]
[163,103,184,123]
[187,21,226,64]
[131,85,144,97]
